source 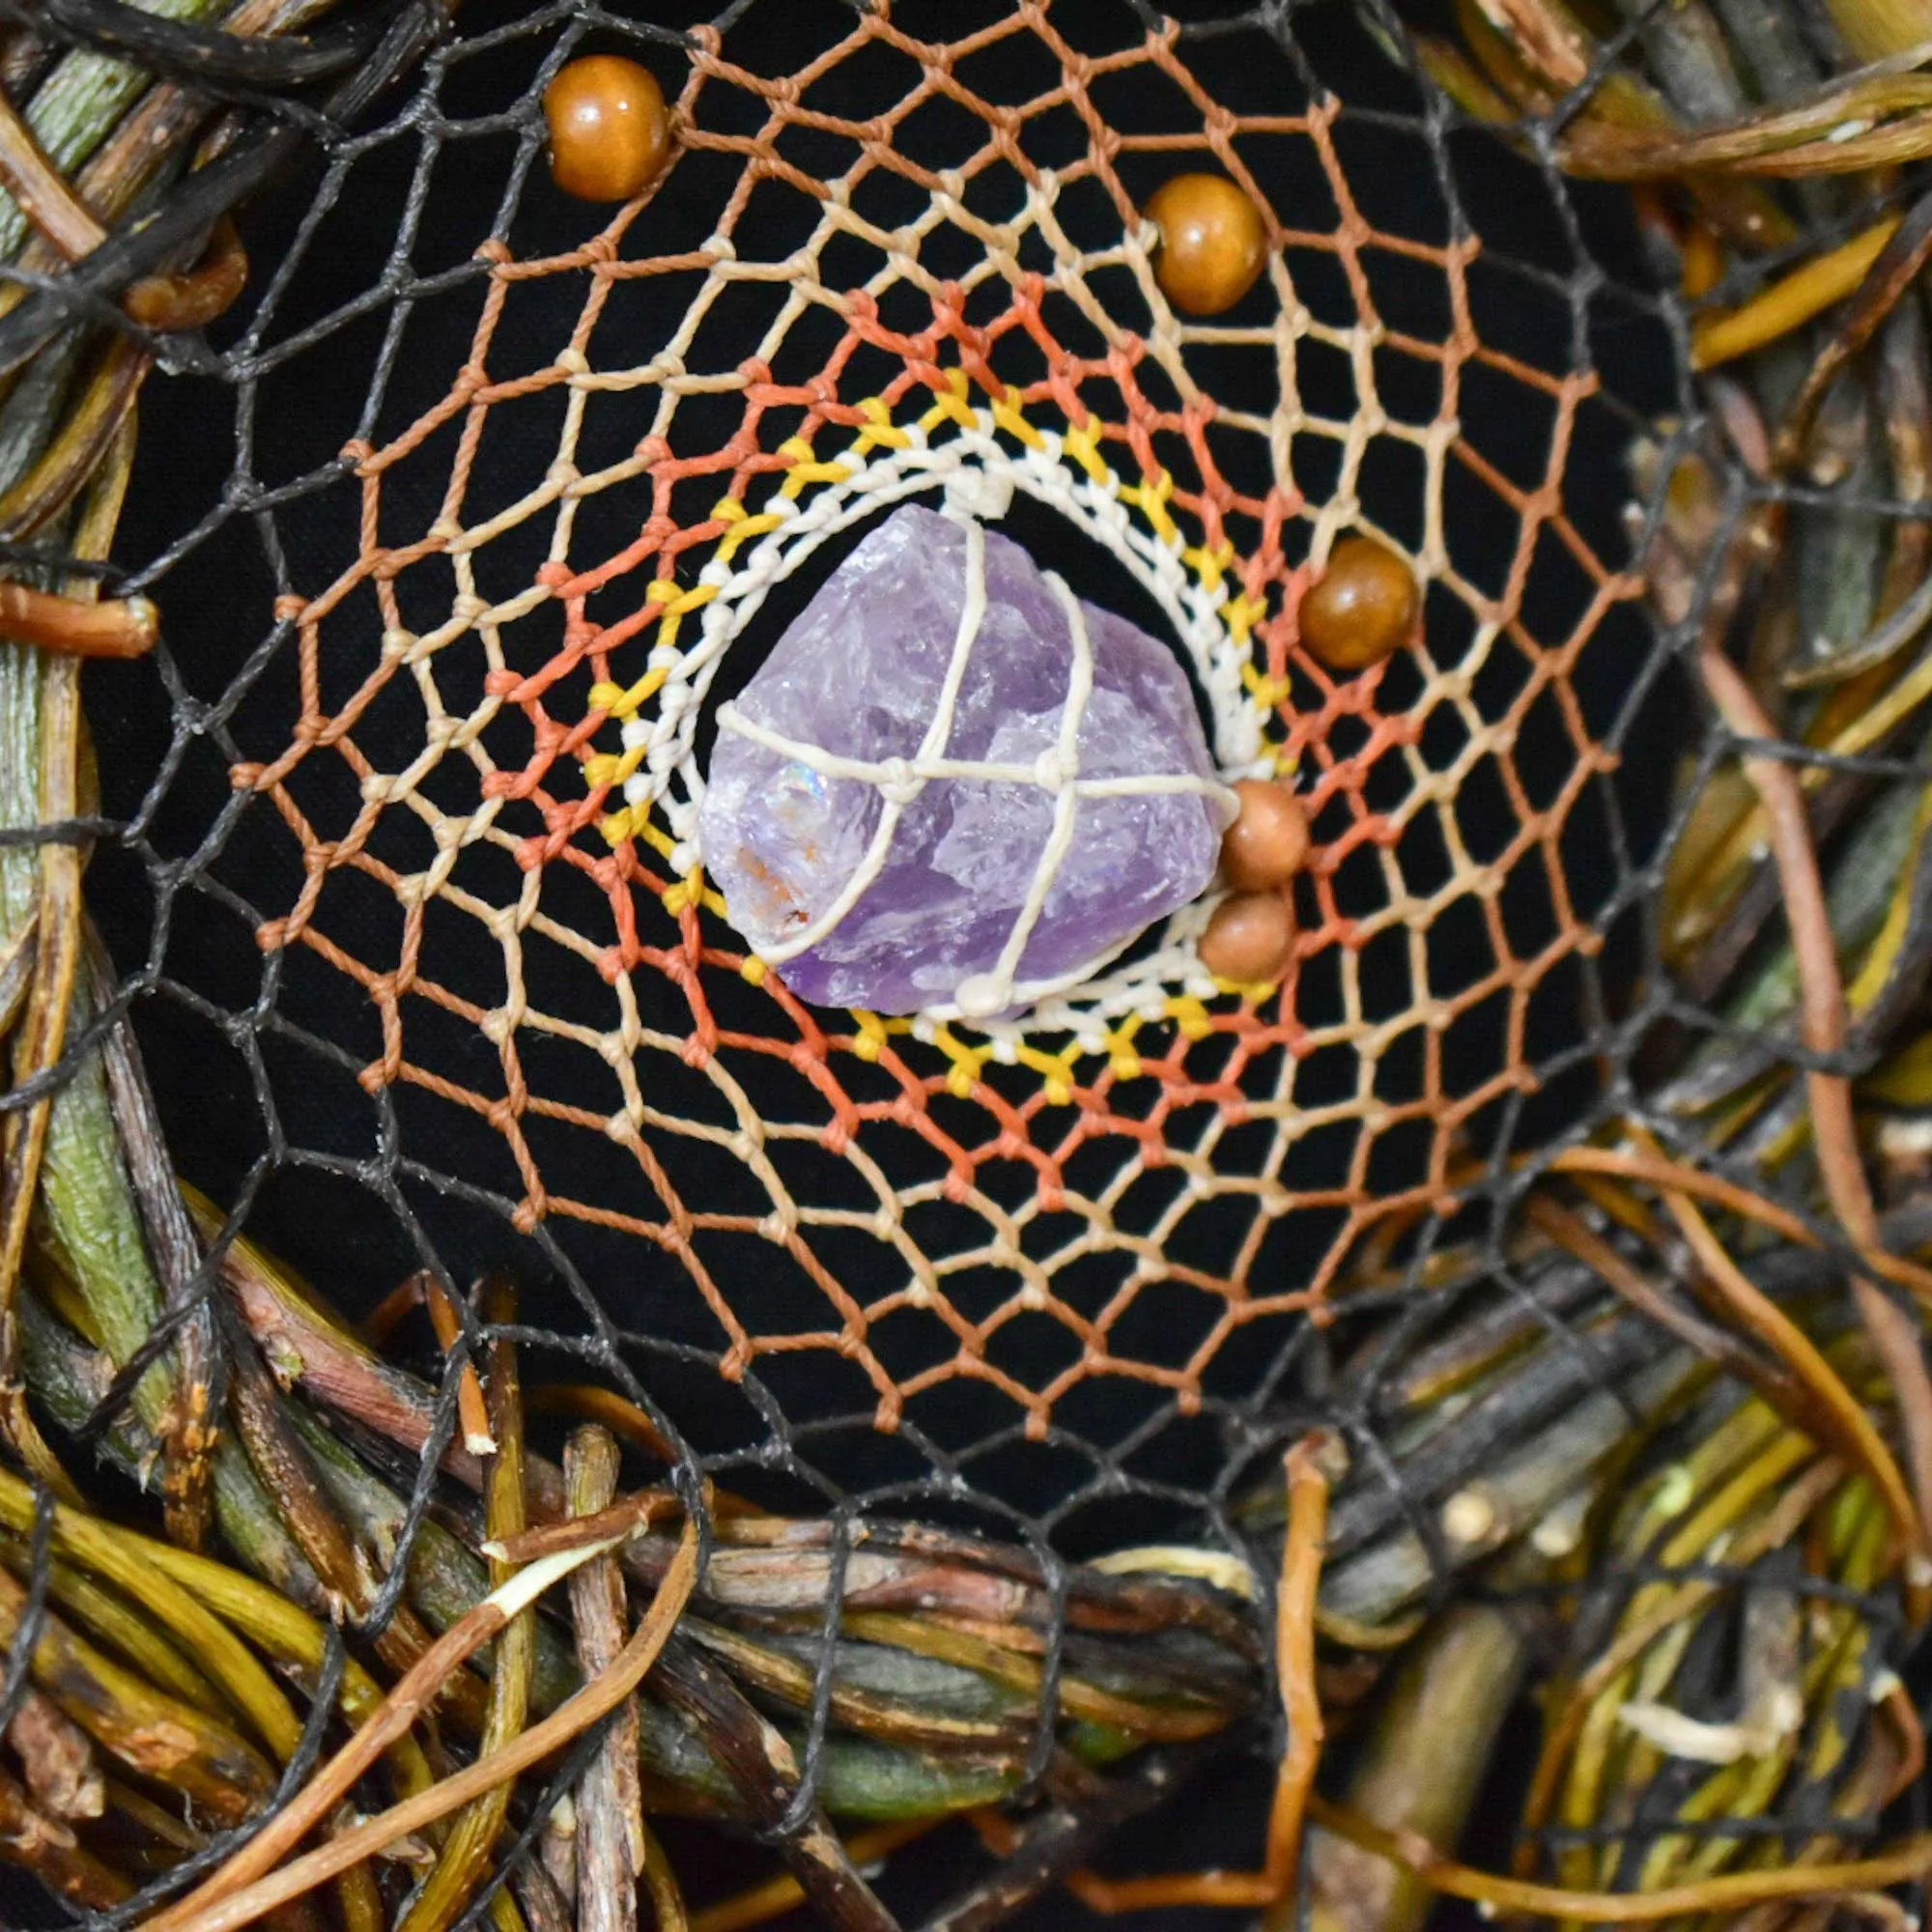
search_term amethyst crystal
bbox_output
[698,503,1224,1016]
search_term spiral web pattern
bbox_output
[75,0,1673,1510]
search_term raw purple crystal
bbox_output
[698,503,1224,1016]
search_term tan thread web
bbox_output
[226,1,1643,1436]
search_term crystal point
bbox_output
[698,503,1223,1016]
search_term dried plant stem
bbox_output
[420,1272,494,1459]
[526,1382,681,1467]
[567,1424,644,1932]
[1775,190,1932,470]
[515,1851,575,1932]
[0,580,156,657]
[490,1489,671,1564]
[1825,0,1932,61]
[0,335,148,540]
[92,928,217,1548]
[144,1516,699,1932]
[1697,636,1932,1553]
[1550,1146,1932,1306]
[109,1517,439,1794]
[222,1312,406,1649]
[1513,1444,1845,1864]
[121,214,248,330]
[650,1639,900,1932]
[401,1280,533,1932]
[1548,1147,1812,1249]
[185,1190,500,1505]
[6,1684,99,1819]
[1614,1132,1921,1549]
[1306,1796,1932,1922]
[1693,219,1900,367]
[1057,1432,1335,1915]
[0,1763,128,1909]
[0,1384,437,1794]
[639,1819,692,1932]
[0,413,130,1502]
[0,1464,305,1764]
[1265,1434,1331,1909]
[1305,1603,1530,1932]
[0,1557,271,1824]
[936,1749,1223,1932]
[2,1535,213,1717]
[1524,1195,1762,1379]
[0,83,102,261]
[841,1611,1223,1745]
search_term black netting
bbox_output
[0,0,1925,1926]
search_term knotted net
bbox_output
[11,0,1926,1924]
[107,0,1662,1452]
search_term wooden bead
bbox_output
[1200,890,1294,984]
[545,56,670,204]
[1298,535,1420,673]
[1147,173,1266,317]
[1221,779,1309,894]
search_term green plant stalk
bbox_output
[18,1266,1070,1827]
[1306,1602,1532,1932]
[0,1557,270,1824]
[0,0,230,263]
[1826,0,1932,62]
[0,1539,221,1713]
[0,636,39,958]
[31,974,188,1436]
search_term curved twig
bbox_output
[1697,635,1932,1561]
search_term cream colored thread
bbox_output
[713,510,1237,1019]
[711,714,1228,802]
[960,568,1097,1017]
[671,424,1252,1034]
[715,518,992,967]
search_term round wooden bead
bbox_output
[1298,535,1420,673]
[1200,890,1295,984]
[1221,779,1310,894]
[1147,173,1267,317]
[544,56,671,204]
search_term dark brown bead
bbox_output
[1298,534,1419,673]
[1221,779,1310,893]
[1200,890,1294,984]
[1147,173,1267,317]
[545,56,671,204]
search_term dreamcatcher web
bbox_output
[88,0,1669,1508]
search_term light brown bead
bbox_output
[1221,779,1309,894]
[1147,173,1267,317]
[545,56,671,204]
[1200,890,1295,984]
[1298,534,1420,673]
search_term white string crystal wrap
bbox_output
[638,411,1277,1046]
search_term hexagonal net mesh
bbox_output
[106,0,1661,1465]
